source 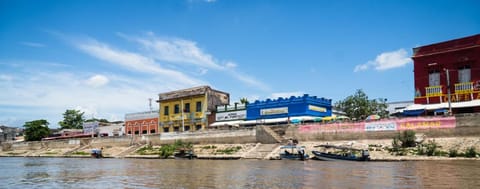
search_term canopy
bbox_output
[402,109,425,116]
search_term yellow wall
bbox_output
[159,95,207,132]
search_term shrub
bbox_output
[400,130,417,148]
[465,147,477,158]
[425,140,438,156]
[448,149,458,157]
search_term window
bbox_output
[163,128,169,133]
[174,104,180,114]
[196,125,202,131]
[150,129,156,134]
[134,131,139,134]
[164,106,169,115]
[429,70,440,86]
[196,101,202,112]
[174,127,179,132]
[458,65,471,83]
[142,130,148,134]
[185,125,190,131]
[128,131,131,134]
[184,103,190,113]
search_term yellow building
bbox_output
[158,86,230,133]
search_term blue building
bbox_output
[246,94,332,121]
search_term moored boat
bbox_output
[91,148,103,158]
[311,145,369,161]
[279,145,309,161]
[174,148,197,159]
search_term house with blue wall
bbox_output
[246,94,332,120]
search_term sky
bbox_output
[1,0,479,128]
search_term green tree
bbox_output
[58,109,85,129]
[334,89,388,120]
[24,119,51,141]
[240,97,249,104]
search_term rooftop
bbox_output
[158,85,229,101]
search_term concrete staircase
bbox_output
[261,126,285,143]
[114,144,146,158]
[242,143,279,159]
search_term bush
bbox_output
[448,149,458,157]
[400,130,417,148]
[425,140,438,156]
[465,147,477,158]
[391,130,416,156]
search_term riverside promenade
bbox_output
[2,114,480,160]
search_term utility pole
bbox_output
[181,99,185,132]
[445,68,452,115]
[148,98,152,112]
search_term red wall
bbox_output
[125,118,159,135]
[412,34,480,104]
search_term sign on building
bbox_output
[308,105,327,112]
[215,110,247,121]
[260,107,288,115]
[83,121,99,134]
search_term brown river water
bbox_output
[1,157,479,188]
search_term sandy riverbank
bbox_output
[1,137,479,160]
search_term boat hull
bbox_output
[311,151,369,161]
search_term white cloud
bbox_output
[354,49,412,72]
[225,61,237,69]
[118,32,269,91]
[0,74,13,81]
[118,33,222,70]
[74,38,203,86]
[85,74,109,88]
[270,91,305,99]
[20,41,46,48]
[0,67,167,127]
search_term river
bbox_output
[1,157,479,188]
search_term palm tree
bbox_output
[240,97,249,105]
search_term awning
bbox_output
[434,108,448,113]
[402,109,425,116]
[210,120,242,127]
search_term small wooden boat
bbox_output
[311,145,369,161]
[279,145,309,161]
[174,149,197,159]
[91,149,103,158]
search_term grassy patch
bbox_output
[72,151,89,155]
[202,145,217,149]
[215,146,242,155]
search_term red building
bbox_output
[125,110,159,135]
[411,34,480,114]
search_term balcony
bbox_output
[419,82,479,104]
[425,86,443,97]
[455,82,473,94]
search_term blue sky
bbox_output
[1,0,479,127]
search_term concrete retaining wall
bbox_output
[286,113,480,141]
[146,129,257,145]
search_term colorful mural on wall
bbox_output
[298,116,456,133]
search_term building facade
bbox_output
[210,103,247,127]
[158,86,229,133]
[411,34,480,114]
[125,111,159,135]
[246,94,332,121]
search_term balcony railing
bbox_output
[454,82,474,94]
[425,85,443,97]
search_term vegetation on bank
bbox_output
[72,151,90,155]
[136,140,193,158]
[390,130,479,158]
[335,89,388,120]
[23,119,51,141]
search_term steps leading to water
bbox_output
[242,143,279,159]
